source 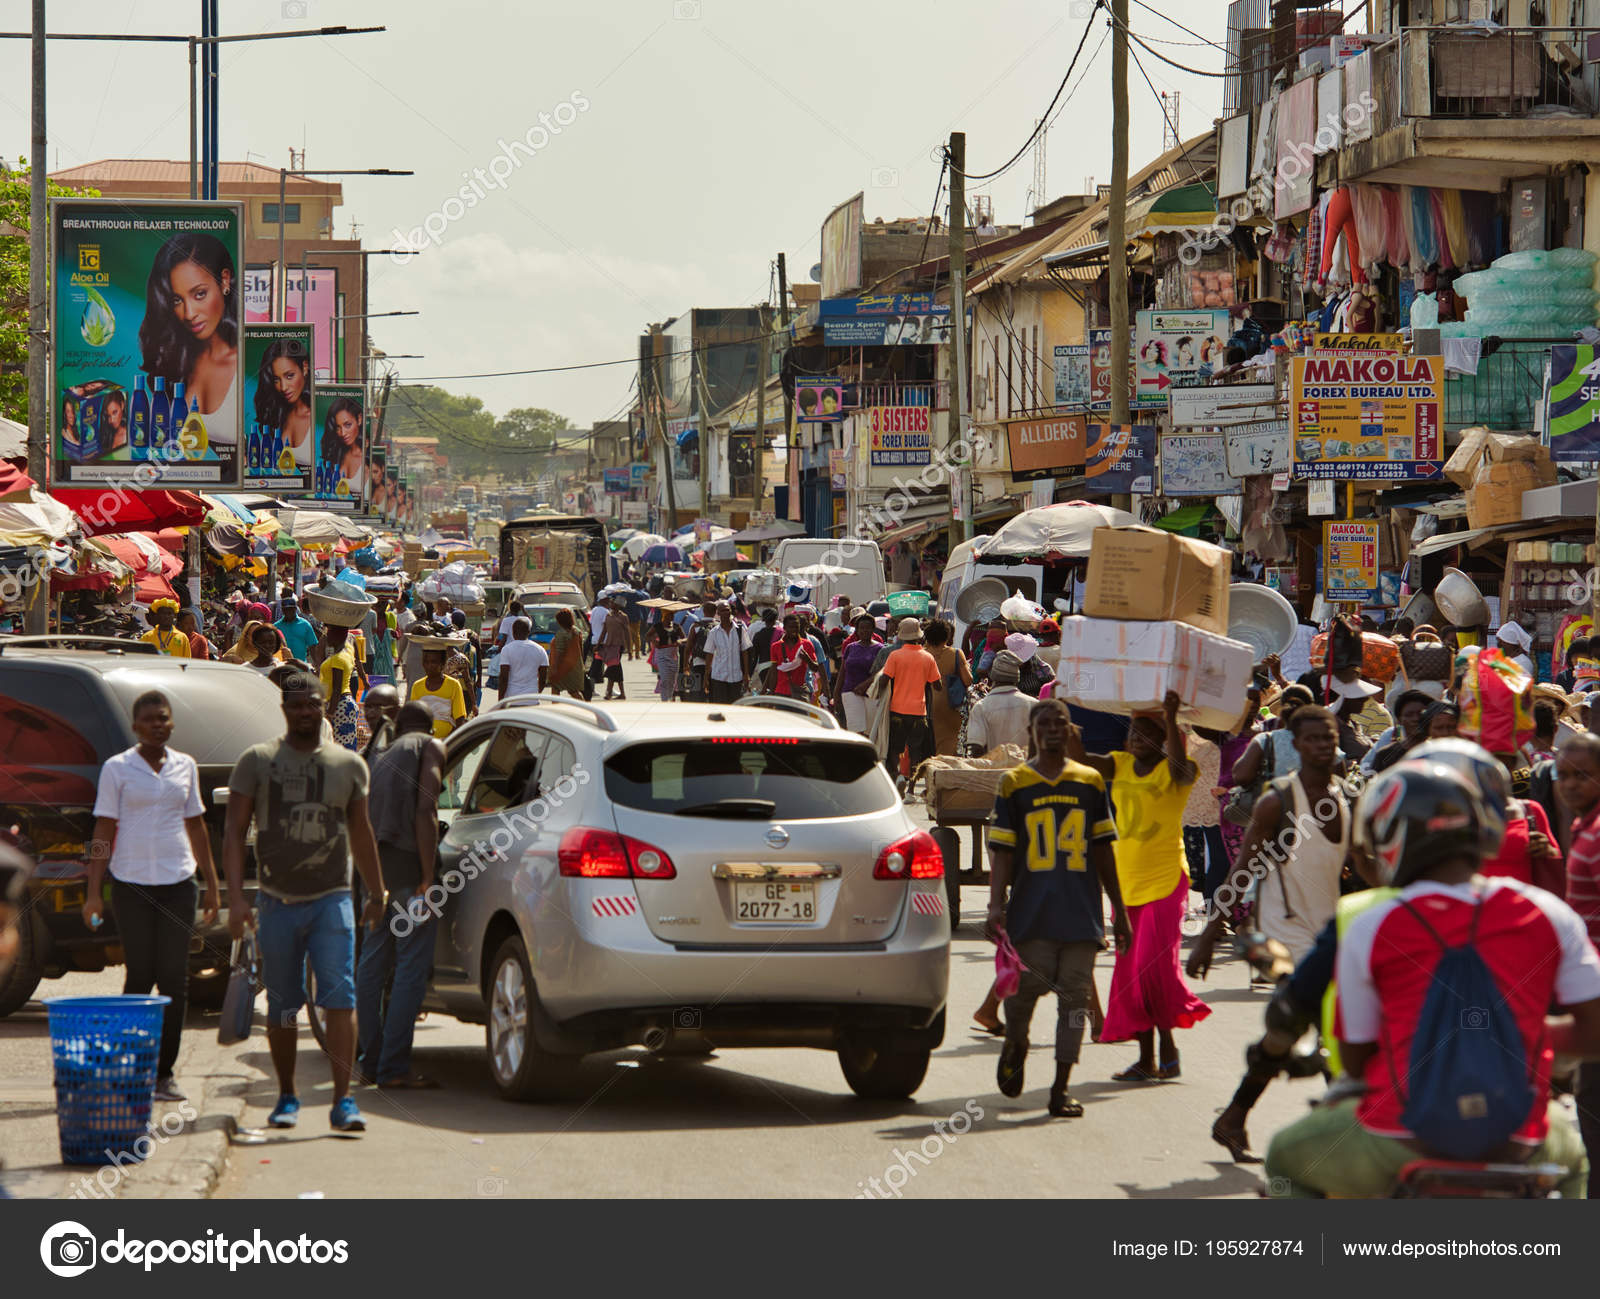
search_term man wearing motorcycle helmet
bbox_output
[1265,759,1600,1197]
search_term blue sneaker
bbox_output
[267,1094,300,1128]
[330,1096,366,1133]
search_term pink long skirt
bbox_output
[1099,874,1212,1042]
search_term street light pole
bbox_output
[25,0,45,632]
[275,168,411,321]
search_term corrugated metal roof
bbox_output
[48,160,339,191]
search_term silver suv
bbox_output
[420,696,950,1101]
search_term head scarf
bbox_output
[990,650,1023,685]
[1495,620,1532,652]
[1004,632,1038,662]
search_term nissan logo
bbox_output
[765,826,790,849]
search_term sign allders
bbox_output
[52,198,245,487]
[1005,414,1085,481]
[1324,520,1380,604]
[1291,352,1443,480]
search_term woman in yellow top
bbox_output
[140,599,191,657]
[319,624,364,750]
[1068,690,1212,1082]
[409,647,467,739]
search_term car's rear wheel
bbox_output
[486,936,580,1101]
[838,1034,931,1100]
[0,909,46,1018]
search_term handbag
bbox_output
[217,933,259,1046]
[945,671,969,710]
[994,932,1023,1000]
[1223,732,1275,828]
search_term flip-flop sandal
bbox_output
[1111,1062,1160,1083]
[1048,1092,1084,1118]
[972,1017,1004,1037]
[378,1075,442,1090]
[997,1041,1027,1098]
[1156,1059,1182,1080]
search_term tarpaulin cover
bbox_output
[974,502,1138,559]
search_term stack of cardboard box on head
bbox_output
[1054,526,1255,730]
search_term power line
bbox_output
[952,0,1105,182]
[1127,41,1215,191]
[387,326,780,384]
[1127,0,1232,55]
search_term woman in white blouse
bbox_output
[82,690,221,1102]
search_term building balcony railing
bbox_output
[844,381,949,411]
[1396,26,1599,121]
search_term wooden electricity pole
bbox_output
[948,131,974,542]
[1109,0,1131,430]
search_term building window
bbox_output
[263,202,302,225]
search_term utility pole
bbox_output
[753,303,768,517]
[25,1,45,631]
[645,328,679,528]
[1109,0,1131,431]
[695,326,709,523]
[776,253,796,525]
[948,132,974,542]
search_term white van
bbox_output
[771,537,887,612]
[939,537,1052,648]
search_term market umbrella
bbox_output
[730,519,804,543]
[975,501,1138,559]
[0,463,35,498]
[642,543,686,565]
[622,532,667,559]
[135,572,179,605]
[52,488,206,537]
[609,528,643,544]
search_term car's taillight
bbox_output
[874,830,943,880]
[558,827,677,879]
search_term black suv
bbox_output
[0,637,285,1015]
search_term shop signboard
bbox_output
[1223,420,1292,477]
[310,382,366,504]
[620,500,648,524]
[1052,344,1090,407]
[1546,344,1600,461]
[1312,332,1405,352]
[820,294,953,346]
[796,376,843,422]
[52,198,244,487]
[1082,424,1156,496]
[862,405,932,468]
[1169,382,1277,427]
[1133,309,1231,409]
[1290,352,1444,480]
[1324,520,1380,604]
[1086,327,1139,410]
[603,467,630,493]
[828,449,848,490]
[1159,433,1239,496]
[244,265,340,377]
[241,324,315,495]
[629,461,649,486]
[1004,414,1085,482]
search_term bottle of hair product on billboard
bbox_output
[272,426,286,473]
[170,380,188,429]
[130,375,149,459]
[150,377,170,460]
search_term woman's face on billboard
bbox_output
[271,356,306,403]
[169,258,229,341]
[334,407,361,448]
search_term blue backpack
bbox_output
[1397,898,1535,1161]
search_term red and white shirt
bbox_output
[1568,803,1600,948]
[1337,876,1600,1145]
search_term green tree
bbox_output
[492,406,563,457]
[384,386,571,480]
[0,162,97,423]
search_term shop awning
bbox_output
[1151,503,1214,534]
[51,488,207,537]
[0,463,35,498]
[872,503,951,547]
[1410,519,1574,558]
[1125,182,1219,239]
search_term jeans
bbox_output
[111,877,197,1078]
[356,888,434,1082]
[883,712,933,781]
[256,891,357,1025]
[1003,938,1099,1065]
[1578,1062,1600,1199]
[1265,1097,1588,1199]
[708,677,744,704]
[1182,824,1229,902]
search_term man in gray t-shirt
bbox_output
[224,671,384,1134]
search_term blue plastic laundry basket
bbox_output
[45,995,169,1166]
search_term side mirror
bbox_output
[210,788,230,807]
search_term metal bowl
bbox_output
[1435,567,1490,627]
[1227,583,1299,660]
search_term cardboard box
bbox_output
[1464,457,1557,528]
[1082,526,1231,636]
[924,745,1027,820]
[1055,616,1255,731]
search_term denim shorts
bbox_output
[256,890,357,1022]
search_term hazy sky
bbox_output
[2,0,1246,426]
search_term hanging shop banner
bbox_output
[1291,353,1444,480]
[603,467,630,493]
[1169,382,1278,427]
[828,449,848,490]
[1005,414,1085,482]
[1324,520,1380,604]
[1159,433,1240,496]
[1052,345,1090,407]
[820,294,953,346]
[241,324,314,495]
[1222,420,1292,477]
[1083,424,1156,496]
[863,406,932,467]
[311,382,366,506]
[52,198,245,487]
[1312,332,1405,352]
[1086,327,1138,410]
[629,461,649,486]
[368,447,391,517]
[796,376,844,422]
[1546,344,1600,461]
[1133,309,1231,409]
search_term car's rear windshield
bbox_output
[604,739,896,819]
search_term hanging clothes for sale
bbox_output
[1379,185,1411,269]
[1306,191,1329,283]
[1406,186,1440,268]
[1319,186,1365,285]
[1428,190,1455,269]
[1439,189,1471,269]
[1350,185,1387,278]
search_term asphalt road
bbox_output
[212,653,1308,1200]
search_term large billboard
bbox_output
[1005,414,1085,481]
[243,264,340,377]
[820,192,863,300]
[820,293,953,346]
[52,199,244,487]
[1133,309,1230,409]
[1291,352,1444,480]
[1547,344,1600,461]
[1081,424,1156,495]
[242,324,314,495]
[311,381,365,505]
